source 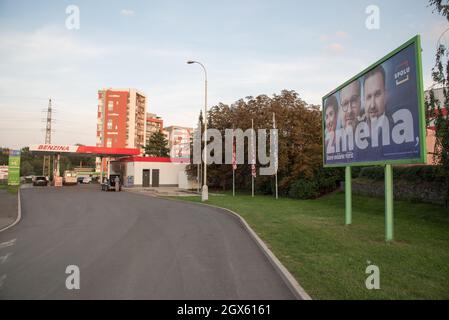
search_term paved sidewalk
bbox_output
[0,189,18,230]
[123,186,200,197]
[124,186,227,197]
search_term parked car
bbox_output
[77,177,84,184]
[82,176,92,184]
[63,170,77,185]
[33,176,48,186]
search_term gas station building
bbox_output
[29,144,196,189]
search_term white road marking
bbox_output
[0,252,12,264]
[0,239,16,250]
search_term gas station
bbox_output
[29,144,140,186]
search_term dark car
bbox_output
[33,176,48,186]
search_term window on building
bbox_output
[107,138,112,148]
[107,119,113,130]
[108,101,114,112]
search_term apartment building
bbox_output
[145,113,164,146]
[164,126,193,159]
[96,88,147,172]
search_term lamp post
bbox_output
[187,60,208,201]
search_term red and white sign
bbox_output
[30,144,79,153]
[29,144,140,156]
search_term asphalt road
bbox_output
[0,184,296,299]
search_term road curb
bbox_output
[0,188,22,233]
[196,202,312,301]
[142,192,312,300]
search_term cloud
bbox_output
[0,26,105,64]
[121,9,135,16]
[327,43,345,54]
[335,30,349,39]
[319,35,328,42]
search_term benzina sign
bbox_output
[37,145,70,152]
[30,144,78,153]
[322,35,426,167]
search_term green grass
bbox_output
[0,184,19,194]
[173,192,449,300]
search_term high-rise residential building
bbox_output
[96,88,147,172]
[145,113,164,146]
[164,126,193,159]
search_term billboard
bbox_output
[7,150,21,186]
[322,36,426,167]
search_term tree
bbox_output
[20,161,34,176]
[144,131,170,157]
[427,0,449,205]
[185,90,341,197]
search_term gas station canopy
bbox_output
[29,144,140,157]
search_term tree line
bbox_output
[186,90,343,198]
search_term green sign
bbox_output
[8,150,21,186]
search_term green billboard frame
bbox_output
[321,35,427,168]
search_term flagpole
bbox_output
[273,113,278,199]
[232,127,236,197]
[233,169,235,197]
[251,119,254,198]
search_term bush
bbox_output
[358,165,444,183]
[288,167,343,199]
[289,179,319,199]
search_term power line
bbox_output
[42,99,53,176]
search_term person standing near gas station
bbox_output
[114,176,120,192]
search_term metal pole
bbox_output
[345,166,352,225]
[203,72,208,201]
[233,169,235,197]
[187,60,208,201]
[252,119,254,198]
[385,164,394,242]
[99,156,103,183]
[252,176,254,197]
[197,164,200,194]
[273,113,278,199]
[275,173,278,199]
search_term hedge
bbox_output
[358,165,444,183]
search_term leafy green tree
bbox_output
[0,147,9,165]
[145,131,170,157]
[20,161,34,176]
[427,0,449,205]
[186,90,340,197]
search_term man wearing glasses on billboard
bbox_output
[340,80,362,132]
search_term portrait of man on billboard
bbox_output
[363,64,393,131]
[324,95,338,152]
[340,80,362,132]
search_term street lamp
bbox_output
[187,60,208,201]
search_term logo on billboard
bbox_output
[394,60,411,86]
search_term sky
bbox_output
[0,0,448,149]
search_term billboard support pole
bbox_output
[345,166,352,225]
[385,164,394,242]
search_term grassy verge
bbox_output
[0,184,19,194]
[173,192,449,300]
